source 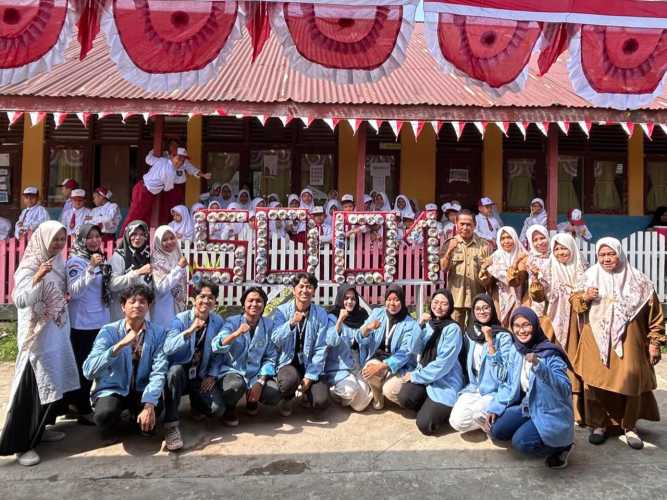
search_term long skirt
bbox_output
[0,363,58,455]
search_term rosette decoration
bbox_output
[404,209,440,282]
[254,207,318,284]
[333,211,397,285]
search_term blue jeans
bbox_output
[490,405,568,457]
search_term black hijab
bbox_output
[115,221,152,283]
[330,284,369,329]
[421,289,456,366]
[509,307,571,367]
[385,285,409,326]
[466,293,507,344]
[72,223,111,306]
[649,206,667,228]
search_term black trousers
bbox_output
[164,364,218,424]
[220,372,283,408]
[276,365,330,410]
[0,363,59,455]
[65,328,99,415]
[398,382,453,436]
[94,392,163,437]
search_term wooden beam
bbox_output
[355,123,367,210]
[153,115,164,156]
[546,124,559,229]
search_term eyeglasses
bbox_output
[513,322,532,332]
[474,305,492,312]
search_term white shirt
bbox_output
[472,342,485,374]
[143,157,178,195]
[15,204,50,238]
[0,216,12,239]
[67,255,111,330]
[557,222,592,242]
[520,357,533,393]
[475,213,501,241]
[89,201,121,235]
[145,151,199,185]
[60,206,91,236]
[151,265,187,328]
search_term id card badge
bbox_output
[188,366,198,380]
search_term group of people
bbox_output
[0,205,663,472]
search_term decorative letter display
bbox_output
[404,209,440,282]
[191,209,249,285]
[253,207,320,284]
[332,211,399,285]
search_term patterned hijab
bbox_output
[115,220,151,278]
[151,225,187,313]
[72,223,111,305]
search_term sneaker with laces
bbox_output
[16,450,40,466]
[278,399,293,417]
[546,444,573,469]
[164,425,184,451]
[41,429,66,443]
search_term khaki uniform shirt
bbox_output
[443,235,491,309]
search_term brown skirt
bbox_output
[583,384,660,430]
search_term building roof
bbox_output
[1,23,666,122]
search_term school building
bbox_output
[1,25,666,239]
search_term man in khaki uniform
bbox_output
[439,210,493,326]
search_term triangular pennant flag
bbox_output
[416,121,426,138]
[640,122,655,140]
[388,120,399,138]
[277,116,288,127]
[345,118,359,133]
[366,119,379,133]
[298,116,311,128]
[255,115,267,126]
[450,121,464,140]
[494,121,509,136]
[215,108,226,116]
[322,118,334,130]
[409,121,419,137]
[53,112,68,128]
[577,121,591,137]
[619,122,635,137]
[430,121,442,135]
[514,122,527,139]
[535,122,549,136]
[142,112,150,124]
[7,111,23,126]
[659,124,667,137]
[234,113,244,119]
[120,112,134,123]
[76,112,92,127]
[557,121,570,135]
[473,121,486,137]
[28,112,46,127]
[97,112,110,120]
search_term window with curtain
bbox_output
[646,160,667,212]
[592,160,623,211]
[249,149,292,199]
[365,154,398,201]
[505,158,536,209]
[558,156,581,213]
[47,147,84,205]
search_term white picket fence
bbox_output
[181,230,667,309]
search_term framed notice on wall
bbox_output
[0,157,10,203]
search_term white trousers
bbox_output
[449,392,494,433]
[331,373,373,412]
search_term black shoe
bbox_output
[589,429,607,445]
[546,444,573,469]
[222,408,239,427]
[246,402,259,416]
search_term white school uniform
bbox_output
[89,201,121,236]
[145,151,200,186]
[60,206,91,236]
[66,255,111,330]
[474,213,502,242]
[14,205,50,238]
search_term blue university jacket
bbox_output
[323,317,359,385]
[83,319,169,406]
[163,310,225,379]
[463,330,517,417]
[497,346,574,448]
[355,307,420,375]
[272,302,329,381]
[212,314,277,386]
[410,322,464,406]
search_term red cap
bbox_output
[61,179,78,189]
[95,186,112,200]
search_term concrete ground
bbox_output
[1,362,667,500]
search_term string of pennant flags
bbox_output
[5,111,664,140]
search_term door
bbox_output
[436,150,482,210]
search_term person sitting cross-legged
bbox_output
[162,279,226,451]
[83,285,169,444]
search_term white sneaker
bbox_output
[164,425,184,451]
[41,429,66,443]
[16,450,40,466]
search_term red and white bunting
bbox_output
[76,112,92,127]
[366,119,379,133]
[53,112,68,128]
[495,121,509,136]
[473,121,486,138]
[97,112,111,120]
[141,112,150,123]
[214,108,226,117]
[640,122,655,139]
[416,121,427,138]
[659,124,667,137]
[577,121,592,137]
[7,111,23,127]
[409,120,419,137]
[346,118,362,134]
[322,118,334,130]
[450,121,465,140]
[277,115,288,127]
[387,120,400,138]
[255,114,267,126]
[514,122,527,139]
[619,122,635,137]
[431,121,443,135]
[535,122,549,136]
[187,112,201,121]
[298,116,312,128]
[28,112,46,127]
[557,121,570,135]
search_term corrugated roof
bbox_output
[1,23,666,121]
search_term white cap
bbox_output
[341,194,354,203]
[176,147,189,157]
[479,197,495,206]
[22,186,38,195]
[425,203,438,211]
[451,202,462,212]
[311,206,324,215]
[71,189,86,198]
[363,194,373,203]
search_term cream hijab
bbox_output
[489,226,524,283]
[151,226,187,313]
[582,237,654,365]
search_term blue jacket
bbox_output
[462,330,516,416]
[410,322,464,406]
[83,319,168,405]
[355,308,420,375]
[497,346,574,448]
[272,301,329,381]
[163,310,225,379]
[323,316,359,385]
[212,314,277,386]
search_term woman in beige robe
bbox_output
[573,237,665,449]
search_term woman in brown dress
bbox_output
[573,237,665,449]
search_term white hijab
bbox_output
[151,226,187,313]
[219,183,235,208]
[324,199,341,227]
[582,237,654,365]
[489,226,524,281]
[236,189,252,210]
[527,224,550,258]
[394,194,416,220]
[168,205,194,241]
[287,193,300,207]
[522,198,548,242]
[374,192,391,211]
[299,188,315,211]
